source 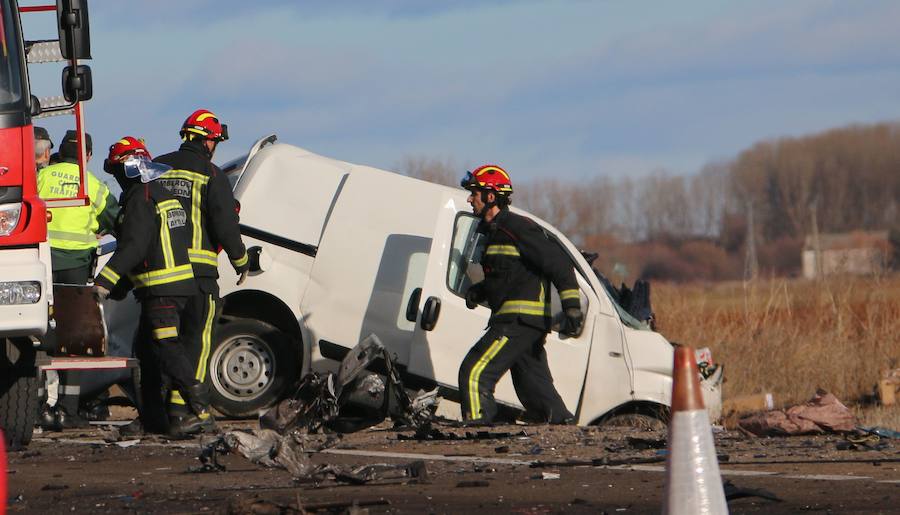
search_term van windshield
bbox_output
[0,2,26,115]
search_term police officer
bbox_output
[94,136,213,437]
[458,164,584,425]
[36,130,119,429]
[153,109,248,433]
[37,130,119,284]
[34,126,53,170]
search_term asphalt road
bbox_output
[5,421,899,514]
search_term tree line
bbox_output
[400,122,900,282]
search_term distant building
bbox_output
[802,230,890,279]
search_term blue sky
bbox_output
[25,0,900,181]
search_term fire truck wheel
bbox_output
[0,339,39,450]
[208,319,299,418]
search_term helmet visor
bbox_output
[460,171,475,189]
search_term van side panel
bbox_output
[300,165,449,369]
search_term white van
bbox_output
[103,136,722,425]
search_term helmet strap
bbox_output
[480,190,498,214]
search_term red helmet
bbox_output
[180,109,229,142]
[460,164,513,195]
[108,136,150,162]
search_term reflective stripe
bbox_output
[156,199,182,211]
[169,390,186,405]
[131,264,194,288]
[152,326,178,340]
[48,230,97,244]
[161,169,208,255]
[189,248,219,266]
[191,180,203,250]
[467,336,509,419]
[559,289,580,301]
[485,244,519,256]
[196,295,215,381]
[156,201,180,270]
[496,300,549,317]
[232,251,248,268]
[98,267,120,284]
[162,170,209,184]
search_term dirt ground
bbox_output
[5,413,899,515]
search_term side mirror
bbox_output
[57,0,91,60]
[29,95,42,117]
[62,64,92,102]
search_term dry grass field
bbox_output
[653,274,900,429]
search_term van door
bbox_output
[406,196,594,415]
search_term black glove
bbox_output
[465,285,483,310]
[560,307,584,337]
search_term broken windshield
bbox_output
[0,1,26,115]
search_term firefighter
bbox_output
[458,164,584,425]
[94,136,215,437]
[153,109,248,431]
[36,130,119,429]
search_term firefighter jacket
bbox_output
[37,159,119,269]
[471,208,581,332]
[153,142,248,279]
[94,181,196,299]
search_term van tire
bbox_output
[208,319,299,418]
[1,339,39,450]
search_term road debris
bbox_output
[260,334,438,435]
[738,390,857,436]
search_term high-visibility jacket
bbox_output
[37,160,118,251]
[94,181,196,299]
[153,142,248,279]
[470,209,581,332]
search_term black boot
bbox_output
[168,383,217,437]
[38,404,63,432]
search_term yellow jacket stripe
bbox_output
[485,244,520,257]
[559,289,580,301]
[231,251,248,268]
[468,336,509,419]
[130,264,194,288]
[98,267,120,285]
[189,248,219,266]
[152,326,178,340]
[47,230,96,243]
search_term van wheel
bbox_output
[208,319,299,418]
[0,339,39,450]
[596,404,669,431]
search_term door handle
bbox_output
[405,287,422,322]
[420,296,441,331]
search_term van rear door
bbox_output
[406,193,593,416]
[233,145,348,250]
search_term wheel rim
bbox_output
[210,333,276,403]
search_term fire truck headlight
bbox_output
[0,281,42,305]
[0,202,23,236]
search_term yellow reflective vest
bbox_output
[37,161,117,251]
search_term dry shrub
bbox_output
[653,275,900,408]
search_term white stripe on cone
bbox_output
[663,410,728,514]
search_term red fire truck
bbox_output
[0,0,94,449]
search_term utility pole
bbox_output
[744,200,759,281]
[810,199,822,279]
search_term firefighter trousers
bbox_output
[168,286,219,411]
[458,322,573,424]
[135,296,196,433]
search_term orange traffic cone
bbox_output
[663,346,728,515]
[1,430,7,515]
